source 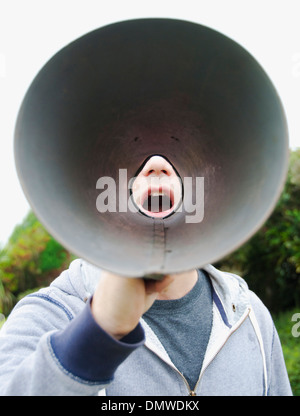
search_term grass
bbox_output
[273,308,300,396]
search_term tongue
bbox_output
[143,194,172,212]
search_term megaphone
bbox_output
[14,18,289,277]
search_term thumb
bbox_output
[143,275,175,313]
[143,291,159,313]
[145,274,175,295]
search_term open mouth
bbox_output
[130,155,183,219]
[138,185,175,218]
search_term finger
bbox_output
[145,275,174,295]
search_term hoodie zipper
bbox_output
[153,307,251,396]
[192,307,251,395]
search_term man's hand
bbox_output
[91,271,174,340]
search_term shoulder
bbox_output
[205,264,275,335]
[9,259,99,324]
[47,258,101,301]
[247,290,278,375]
[248,290,275,334]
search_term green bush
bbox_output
[39,237,69,273]
[0,211,74,317]
[274,309,300,396]
[215,148,300,314]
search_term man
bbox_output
[0,156,292,396]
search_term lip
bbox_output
[138,185,175,218]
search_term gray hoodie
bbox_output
[0,259,292,396]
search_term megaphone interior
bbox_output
[14,18,289,277]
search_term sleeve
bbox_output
[268,325,293,396]
[249,291,293,396]
[0,293,145,396]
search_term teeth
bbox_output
[150,190,171,197]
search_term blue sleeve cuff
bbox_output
[50,297,145,383]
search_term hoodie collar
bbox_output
[80,259,251,328]
[202,264,251,328]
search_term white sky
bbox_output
[0,0,300,246]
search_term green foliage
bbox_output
[39,237,68,273]
[274,309,300,396]
[216,148,300,314]
[0,277,14,319]
[0,211,74,317]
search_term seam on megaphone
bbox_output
[149,219,166,274]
